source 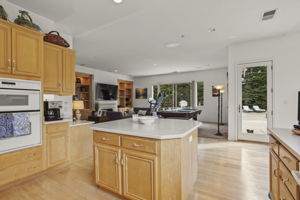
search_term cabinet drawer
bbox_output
[0,146,42,170]
[279,145,298,171]
[270,135,279,155]
[94,131,120,146]
[122,136,157,154]
[280,181,295,200]
[15,160,42,180]
[46,123,69,134]
[280,162,299,200]
[0,159,42,187]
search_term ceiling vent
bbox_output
[262,9,276,21]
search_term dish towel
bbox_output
[12,113,31,137]
[0,113,14,139]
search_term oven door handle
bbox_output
[0,110,40,114]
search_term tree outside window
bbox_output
[176,83,191,107]
[197,82,204,106]
[160,84,174,108]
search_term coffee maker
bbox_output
[44,101,63,121]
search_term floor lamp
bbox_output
[220,90,225,125]
[214,85,224,136]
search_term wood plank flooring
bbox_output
[0,138,269,200]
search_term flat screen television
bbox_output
[96,83,118,100]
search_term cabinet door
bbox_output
[62,49,75,95]
[0,21,11,74]
[270,152,280,200]
[94,144,122,194]
[122,149,157,200]
[43,44,62,94]
[11,27,43,78]
[46,131,68,168]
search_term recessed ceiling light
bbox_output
[114,69,118,73]
[208,28,216,33]
[166,43,180,48]
[113,0,123,4]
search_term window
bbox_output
[197,82,204,106]
[160,84,174,108]
[176,83,191,107]
[152,85,158,100]
[152,83,192,108]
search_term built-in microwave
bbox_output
[0,78,42,154]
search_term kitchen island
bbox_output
[92,118,201,200]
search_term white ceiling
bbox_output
[8,0,300,77]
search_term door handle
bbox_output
[238,105,241,113]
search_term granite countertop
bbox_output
[269,128,300,160]
[92,118,201,139]
[70,120,95,127]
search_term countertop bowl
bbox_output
[138,116,157,125]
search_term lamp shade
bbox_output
[215,85,224,90]
[73,101,84,110]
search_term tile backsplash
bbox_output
[43,95,73,119]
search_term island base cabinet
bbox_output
[94,144,122,195]
[122,149,157,200]
[270,151,280,200]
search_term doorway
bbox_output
[237,61,273,142]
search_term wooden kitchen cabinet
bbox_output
[43,42,75,95]
[0,19,43,79]
[93,130,198,200]
[62,49,75,95]
[45,123,69,168]
[0,20,11,74]
[270,151,280,200]
[122,149,157,200]
[43,43,62,93]
[94,144,122,195]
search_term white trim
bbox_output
[236,60,273,142]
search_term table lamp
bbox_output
[73,101,84,121]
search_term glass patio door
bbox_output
[237,61,273,142]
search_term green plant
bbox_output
[94,102,99,112]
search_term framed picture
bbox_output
[135,88,148,99]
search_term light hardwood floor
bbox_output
[0,138,269,200]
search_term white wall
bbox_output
[133,68,228,123]
[228,32,300,140]
[0,0,73,48]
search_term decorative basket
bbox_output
[14,10,41,31]
[44,31,70,48]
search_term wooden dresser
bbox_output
[269,128,300,200]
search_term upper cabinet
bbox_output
[0,21,11,74]
[43,42,75,96]
[0,19,43,80]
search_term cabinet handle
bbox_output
[282,177,289,184]
[132,143,143,147]
[27,153,36,159]
[273,169,278,177]
[101,137,110,141]
[12,60,16,72]
[282,156,292,162]
[7,59,11,70]
[280,198,286,200]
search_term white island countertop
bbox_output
[92,118,201,139]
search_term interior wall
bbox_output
[133,68,228,123]
[228,32,300,140]
[0,0,73,48]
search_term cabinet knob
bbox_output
[282,156,292,162]
[282,177,289,184]
[101,137,110,141]
[132,143,143,147]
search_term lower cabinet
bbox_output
[45,123,69,168]
[269,134,300,200]
[94,144,122,195]
[122,149,157,200]
[94,144,156,199]
[270,151,280,200]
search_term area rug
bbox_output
[198,122,228,139]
